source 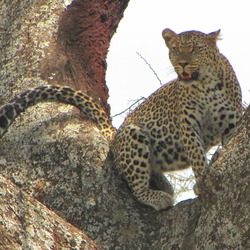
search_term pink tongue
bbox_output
[181,73,191,79]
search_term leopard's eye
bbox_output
[194,46,204,52]
[171,46,179,54]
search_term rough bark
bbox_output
[0,0,249,249]
[192,107,250,249]
[0,174,103,250]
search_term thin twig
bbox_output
[136,51,163,86]
[111,97,145,118]
[111,52,163,119]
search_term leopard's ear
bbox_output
[207,30,221,44]
[162,28,177,48]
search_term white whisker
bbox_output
[161,66,177,80]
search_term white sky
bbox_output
[106,0,250,128]
[106,0,250,201]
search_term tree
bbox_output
[0,0,249,249]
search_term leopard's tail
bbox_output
[0,85,116,140]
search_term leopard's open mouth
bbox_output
[180,71,199,81]
[181,72,192,80]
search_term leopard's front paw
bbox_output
[151,192,174,211]
[135,189,174,211]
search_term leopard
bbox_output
[0,29,242,210]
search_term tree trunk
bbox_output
[0,1,249,249]
[0,174,103,250]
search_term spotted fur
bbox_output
[0,85,116,140]
[0,29,242,210]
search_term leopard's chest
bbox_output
[181,85,230,148]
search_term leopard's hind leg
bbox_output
[111,124,173,210]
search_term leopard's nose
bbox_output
[178,62,189,68]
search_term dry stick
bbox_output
[112,52,162,118]
[243,101,248,111]
[136,51,163,86]
[111,97,145,118]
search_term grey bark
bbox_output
[0,0,249,249]
[0,174,103,250]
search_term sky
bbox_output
[105,0,250,201]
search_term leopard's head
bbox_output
[162,28,220,81]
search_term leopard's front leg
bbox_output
[180,124,208,195]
